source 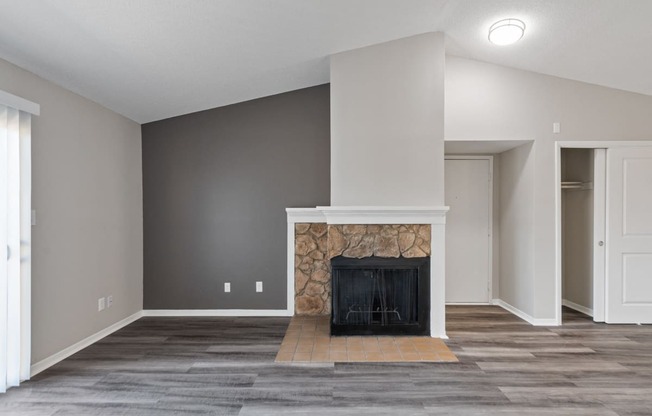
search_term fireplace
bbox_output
[287,207,449,338]
[330,256,430,336]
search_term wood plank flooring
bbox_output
[1,306,651,415]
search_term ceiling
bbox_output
[1,0,651,123]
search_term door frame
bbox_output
[444,155,494,304]
[554,141,652,325]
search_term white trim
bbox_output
[19,113,32,381]
[286,208,324,223]
[316,206,449,224]
[562,299,594,317]
[554,140,652,326]
[29,308,293,377]
[445,155,494,302]
[492,299,558,326]
[554,142,563,326]
[287,221,295,316]
[444,155,495,160]
[142,309,292,317]
[552,141,652,149]
[0,90,39,116]
[446,302,493,306]
[592,149,606,322]
[30,311,143,377]
[430,223,447,338]
[285,208,328,316]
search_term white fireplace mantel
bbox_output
[316,206,449,224]
[285,205,450,339]
[287,206,449,225]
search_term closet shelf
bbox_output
[561,181,593,190]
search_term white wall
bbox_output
[498,143,535,315]
[330,33,445,206]
[0,58,143,363]
[446,56,652,320]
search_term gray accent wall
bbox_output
[142,85,330,310]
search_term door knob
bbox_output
[598,241,604,247]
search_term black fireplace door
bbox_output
[330,256,430,336]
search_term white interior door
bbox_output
[445,157,491,303]
[606,147,652,323]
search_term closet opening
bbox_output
[560,148,597,322]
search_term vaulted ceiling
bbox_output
[1,0,650,123]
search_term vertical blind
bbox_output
[0,100,33,393]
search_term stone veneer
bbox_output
[295,223,431,316]
[295,223,331,315]
[328,224,431,259]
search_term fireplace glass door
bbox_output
[331,256,430,336]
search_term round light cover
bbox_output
[488,18,526,45]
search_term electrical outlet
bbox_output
[256,281,263,293]
[553,122,561,134]
[107,295,113,308]
[98,297,106,311]
[224,282,231,293]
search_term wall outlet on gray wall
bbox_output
[98,297,106,311]
[224,282,231,293]
[256,281,263,293]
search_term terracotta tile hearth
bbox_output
[275,316,458,363]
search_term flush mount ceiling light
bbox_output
[488,18,526,45]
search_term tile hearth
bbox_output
[275,316,457,363]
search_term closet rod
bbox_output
[561,181,593,190]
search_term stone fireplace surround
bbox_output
[286,206,449,338]
[294,223,432,316]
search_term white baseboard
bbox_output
[446,302,493,305]
[142,309,292,317]
[562,299,594,317]
[492,299,559,326]
[30,311,144,377]
[29,308,292,377]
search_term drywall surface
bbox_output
[0,58,143,364]
[330,32,445,206]
[492,155,501,300]
[562,149,594,310]
[141,85,330,309]
[498,143,535,316]
[446,56,652,320]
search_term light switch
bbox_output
[553,122,561,134]
[256,281,263,293]
[224,282,231,293]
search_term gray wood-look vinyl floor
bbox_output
[2,306,652,415]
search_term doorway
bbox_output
[556,142,652,325]
[444,156,492,304]
[560,148,595,318]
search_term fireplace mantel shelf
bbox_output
[287,206,449,225]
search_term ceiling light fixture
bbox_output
[488,18,526,45]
